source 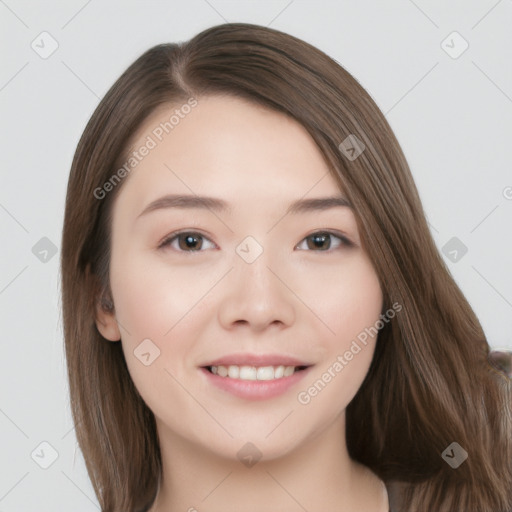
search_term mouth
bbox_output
[203,364,310,381]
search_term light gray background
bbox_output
[1,1,511,510]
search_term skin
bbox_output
[96,94,389,512]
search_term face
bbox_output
[96,94,383,461]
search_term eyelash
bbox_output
[157,230,354,253]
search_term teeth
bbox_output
[209,364,301,380]
[239,366,257,380]
[256,366,274,380]
[228,365,239,378]
[283,365,295,377]
[274,365,284,378]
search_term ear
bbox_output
[95,292,121,342]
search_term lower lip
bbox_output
[200,366,312,400]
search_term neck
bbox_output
[149,414,388,512]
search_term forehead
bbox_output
[115,94,344,212]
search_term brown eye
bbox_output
[296,231,352,251]
[307,233,331,251]
[177,233,203,250]
[159,231,216,252]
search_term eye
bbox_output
[158,231,216,252]
[158,230,353,253]
[295,231,353,251]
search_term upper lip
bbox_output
[201,353,312,368]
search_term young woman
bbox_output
[61,22,512,512]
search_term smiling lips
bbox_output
[202,353,311,381]
[200,353,313,398]
[208,364,308,381]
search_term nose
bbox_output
[217,248,296,332]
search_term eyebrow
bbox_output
[136,193,353,219]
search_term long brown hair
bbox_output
[61,22,512,512]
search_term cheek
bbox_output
[299,253,383,398]
[298,253,383,345]
[108,248,221,396]
[108,251,213,432]
[110,257,170,343]
[293,255,383,405]
[109,247,215,342]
